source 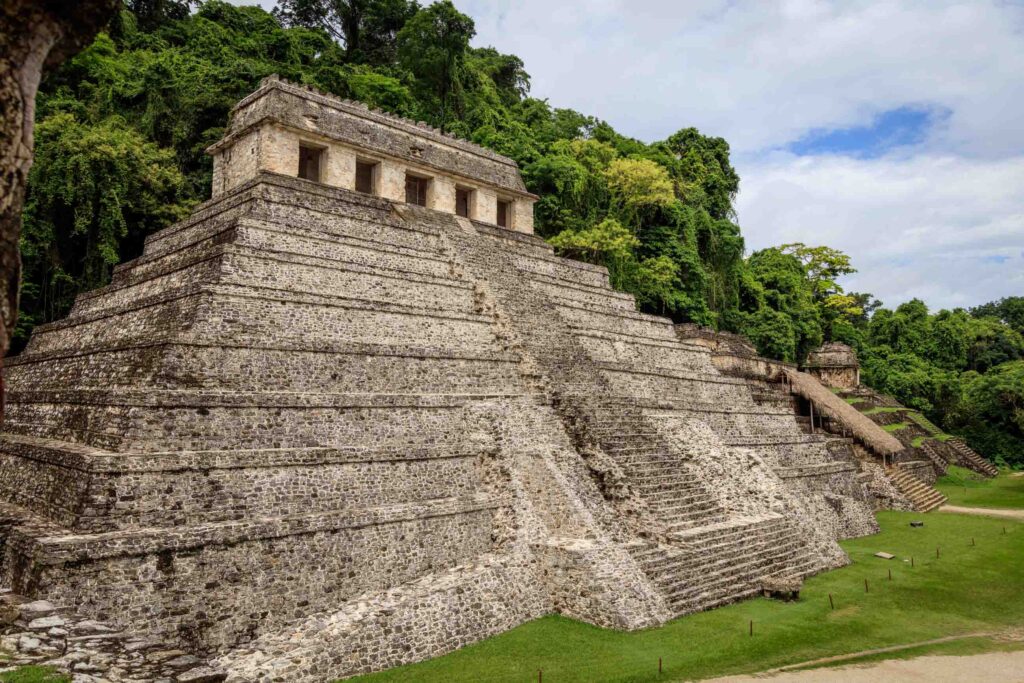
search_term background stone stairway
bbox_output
[948,438,999,477]
[887,465,947,511]
[754,377,952,513]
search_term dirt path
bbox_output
[704,649,1024,682]
[939,504,1024,520]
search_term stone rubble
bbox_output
[0,590,225,682]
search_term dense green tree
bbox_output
[273,0,419,63]
[965,315,1024,372]
[124,0,197,30]
[952,361,1024,467]
[742,247,822,361]
[971,296,1024,336]
[396,0,474,131]
[660,128,740,220]
[18,113,188,348]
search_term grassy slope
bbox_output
[936,468,1024,509]
[351,505,1024,682]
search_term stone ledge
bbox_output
[33,281,494,339]
[596,362,750,387]
[572,328,711,354]
[0,433,492,474]
[6,339,515,369]
[200,282,492,324]
[6,389,533,409]
[568,325,685,346]
[634,399,797,416]
[237,215,445,260]
[472,220,553,249]
[525,270,635,301]
[17,494,508,564]
[142,172,405,252]
[724,435,849,447]
[82,242,468,311]
[776,462,858,479]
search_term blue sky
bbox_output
[238,0,1024,311]
[787,106,945,158]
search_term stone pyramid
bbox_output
[0,76,879,681]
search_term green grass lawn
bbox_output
[936,469,1024,509]
[863,406,904,415]
[882,421,909,432]
[0,667,69,683]
[350,509,1024,683]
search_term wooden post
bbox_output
[659,657,663,674]
[864,578,869,593]
[809,402,815,434]
[936,547,940,559]
[749,619,753,636]
[538,670,542,683]
[888,568,892,581]
[829,593,834,610]
[911,556,915,568]
[971,537,976,547]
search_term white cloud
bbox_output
[737,151,1024,309]
[464,0,1024,157]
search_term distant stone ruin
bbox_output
[0,76,919,681]
[804,342,861,389]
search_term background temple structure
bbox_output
[0,77,985,681]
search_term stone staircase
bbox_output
[628,515,817,613]
[583,401,727,532]
[948,438,999,477]
[919,439,953,475]
[887,465,947,511]
[425,210,824,616]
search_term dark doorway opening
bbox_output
[298,145,323,182]
[356,160,377,194]
[405,174,429,206]
[497,199,511,228]
[456,188,471,217]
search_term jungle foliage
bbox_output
[18,0,1023,466]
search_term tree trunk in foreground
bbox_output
[0,0,119,417]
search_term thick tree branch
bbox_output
[0,0,120,415]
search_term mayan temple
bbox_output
[0,76,955,681]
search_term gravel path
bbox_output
[939,505,1024,520]
[704,649,1024,682]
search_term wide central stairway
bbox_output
[414,204,873,615]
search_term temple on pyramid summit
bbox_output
[0,76,976,681]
